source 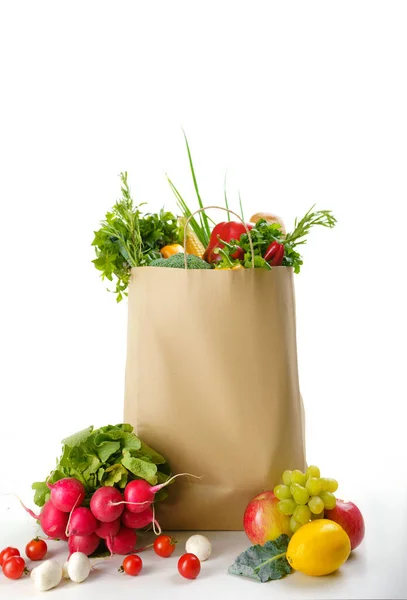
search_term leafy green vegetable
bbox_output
[122,450,158,485]
[102,464,128,488]
[228,535,292,582]
[218,206,336,273]
[32,424,171,507]
[92,173,179,301]
[32,482,50,507]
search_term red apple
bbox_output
[244,491,292,545]
[325,499,365,550]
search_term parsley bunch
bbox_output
[92,172,179,301]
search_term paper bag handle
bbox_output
[183,206,255,269]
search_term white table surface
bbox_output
[1,489,406,599]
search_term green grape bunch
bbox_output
[274,465,338,534]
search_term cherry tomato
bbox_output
[121,554,143,576]
[153,535,177,558]
[2,556,26,579]
[25,538,47,561]
[0,547,20,567]
[178,553,201,579]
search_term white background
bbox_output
[0,1,406,598]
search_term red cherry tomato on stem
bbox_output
[0,547,20,566]
[25,538,47,561]
[120,554,143,576]
[2,556,27,579]
[153,535,177,558]
[178,553,201,579]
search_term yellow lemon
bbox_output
[286,519,351,576]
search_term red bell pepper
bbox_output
[264,241,285,266]
[204,221,253,263]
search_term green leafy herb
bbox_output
[32,424,171,507]
[122,450,158,485]
[92,173,179,301]
[215,206,336,273]
[285,204,337,246]
[228,535,292,582]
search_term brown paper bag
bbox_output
[124,257,306,530]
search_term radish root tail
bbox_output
[110,500,151,508]
[153,472,203,492]
[64,493,83,538]
[15,494,40,520]
[152,504,162,536]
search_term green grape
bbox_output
[319,478,338,493]
[292,485,309,505]
[278,499,297,516]
[274,485,292,500]
[290,483,299,496]
[306,465,320,479]
[282,470,292,486]
[306,477,322,496]
[290,516,302,533]
[291,470,306,486]
[308,496,324,514]
[310,509,325,520]
[293,504,311,525]
[320,491,336,510]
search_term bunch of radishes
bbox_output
[22,475,178,557]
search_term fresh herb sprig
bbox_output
[285,205,337,246]
[92,172,178,301]
[216,206,336,273]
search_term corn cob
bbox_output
[178,217,206,258]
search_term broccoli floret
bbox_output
[149,253,212,269]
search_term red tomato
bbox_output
[2,556,26,579]
[0,547,20,567]
[178,553,201,579]
[153,535,177,558]
[122,554,143,576]
[25,538,47,561]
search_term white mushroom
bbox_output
[185,535,212,562]
[31,559,62,591]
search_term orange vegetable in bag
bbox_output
[160,244,184,258]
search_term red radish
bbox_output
[106,526,137,555]
[68,533,100,557]
[67,507,97,536]
[121,506,160,531]
[95,518,121,540]
[123,473,198,514]
[90,487,125,523]
[20,499,69,540]
[46,478,85,512]
[123,480,155,514]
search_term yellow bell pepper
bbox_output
[160,244,184,259]
[216,264,245,270]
